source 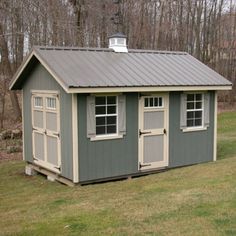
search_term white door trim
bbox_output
[138,93,169,170]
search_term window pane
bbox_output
[107,96,116,105]
[187,94,194,101]
[187,119,194,127]
[196,102,202,109]
[96,117,105,126]
[107,116,116,125]
[196,94,202,101]
[145,98,149,107]
[107,125,116,134]
[195,119,202,126]
[154,97,158,107]
[159,97,163,107]
[96,106,106,115]
[46,97,56,109]
[187,102,194,110]
[150,98,153,107]
[187,111,194,119]
[195,111,202,118]
[34,97,43,107]
[95,97,105,105]
[96,126,105,135]
[107,106,116,114]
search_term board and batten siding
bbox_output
[77,93,139,182]
[168,91,215,167]
[22,62,73,180]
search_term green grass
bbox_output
[0,112,236,236]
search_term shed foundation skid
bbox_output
[26,163,75,187]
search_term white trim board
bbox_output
[68,85,232,94]
[213,92,218,161]
[72,94,79,183]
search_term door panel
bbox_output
[143,135,164,163]
[46,135,59,166]
[144,111,164,130]
[139,94,169,170]
[33,131,45,161]
[33,110,44,129]
[46,112,58,132]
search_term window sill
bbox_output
[90,134,123,141]
[182,126,208,133]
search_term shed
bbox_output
[10,41,232,185]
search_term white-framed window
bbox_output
[46,97,57,110]
[186,93,203,128]
[95,96,118,136]
[144,96,163,108]
[180,92,210,132]
[34,97,43,108]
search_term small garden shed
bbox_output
[10,35,232,185]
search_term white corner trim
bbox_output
[90,134,123,141]
[72,94,79,183]
[182,126,208,133]
[213,92,218,161]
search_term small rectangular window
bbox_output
[34,97,43,108]
[186,93,203,128]
[95,96,117,136]
[144,97,163,108]
[46,97,56,110]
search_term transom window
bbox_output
[34,97,43,108]
[46,97,56,110]
[186,93,203,127]
[95,96,117,135]
[144,97,163,108]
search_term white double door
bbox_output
[32,92,61,173]
[138,93,169,170]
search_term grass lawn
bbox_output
[0,112,236,236]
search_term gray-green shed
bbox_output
[10,43,232,185]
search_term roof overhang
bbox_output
[9,48,69,93]
[67,85,232,93]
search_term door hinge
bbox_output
[139,162,151,169]
[139,129,151,137]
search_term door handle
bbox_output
[139,129,151,137]
[163,129,166,134]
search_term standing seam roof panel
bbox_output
[31,47,232,88]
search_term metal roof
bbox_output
[10,46,232,92]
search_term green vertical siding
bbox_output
[78,93,139,182]
[22,62,73,180]
[168,91,215,167]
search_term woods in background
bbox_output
[0,0,235,128]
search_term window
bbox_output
[46,97,56,110]
[34,97,43,108]
[144,97,163,108]
[186,93,203,127]
[95,96,117,136]
[117,38,125,45]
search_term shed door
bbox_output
[32,93,61,173]
[138,94,169,170]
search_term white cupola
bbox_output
[108,32,128,53]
